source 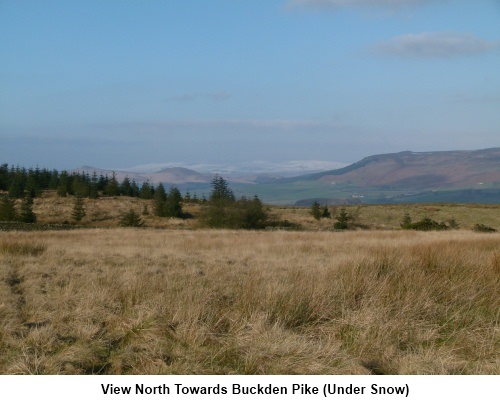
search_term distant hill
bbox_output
[283,148,500,190]
[71,148,500,204]
[72,166,211,185]
[147,167,212,184]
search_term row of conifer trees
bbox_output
[0,164,269,229]
[0,163,187,200]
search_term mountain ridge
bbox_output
[279,147,500,190]
[71,148,500,204]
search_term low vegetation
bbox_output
[119,209,143,227]
[473,223,497,233]
[0,229,498,374]
[401,214,450,231]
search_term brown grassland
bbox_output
[0,195,499,374]
[28,191,500,231]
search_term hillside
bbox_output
[68,148,500,204]
[286,148,500,189]
[72,166,211,184]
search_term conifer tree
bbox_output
[140,181,153,199]
[120,176,133,196]
[401,212,412,229]
[105,172,120,196]
[89,172,99,199]
[322,206,331,218]
[0,163,9,191]
[202,177,267,229]
[57,171,70,197]
[48,170,60,190]
[334,208,349,230]
[210,175,235,202]
[72,177,90,197]
[310,202,321,220]
[97,174,108,192]
[165,186,183,218]
[25,172,41,198]
[71,195,86,222]
[119,209,143,227]
[242,195,268,229]
[153,183,167,216]
[130,180,140,197]
[18,194,36,223]
[8,174,25,198]
[0,195,17,221]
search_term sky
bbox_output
[1,0,499,170]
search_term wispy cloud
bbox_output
[287,0,440,11]
[167,92,231,103]
[372,32,500,58]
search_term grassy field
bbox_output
[0,228,498,374]
[23,191,500,231]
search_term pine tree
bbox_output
[18,194,36,223]
[119,209,143,227]
[8,173,25,198]
[241,195,268,229]
[210,175,235,202]
[72,177,90,197]
[165,186,183,217]
[310,202,321,220]
[105,172,120,196]
[97,174,108,192]
[57,171,70,197]
[0,163,9,191]
[334,208,349,230]
[153,183,167,216]
[89,172,99,199]
[322,206,331,218]
[0,195,17,221]
[71,195,86,222]
[202,178,268,229]
[130,180,140,197]
[400,213,412,229]
[140,181,153,199]
[120,176,133,196]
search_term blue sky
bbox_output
[1,0,499,170]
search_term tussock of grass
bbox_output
[0,240,47,256]
[0,229,498,374]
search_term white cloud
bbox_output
[372,32,500,58]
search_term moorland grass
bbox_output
[0,229,498,374]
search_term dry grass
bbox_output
[271,204,500,231]
[0,229,498,374]
[24,191,499,231]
